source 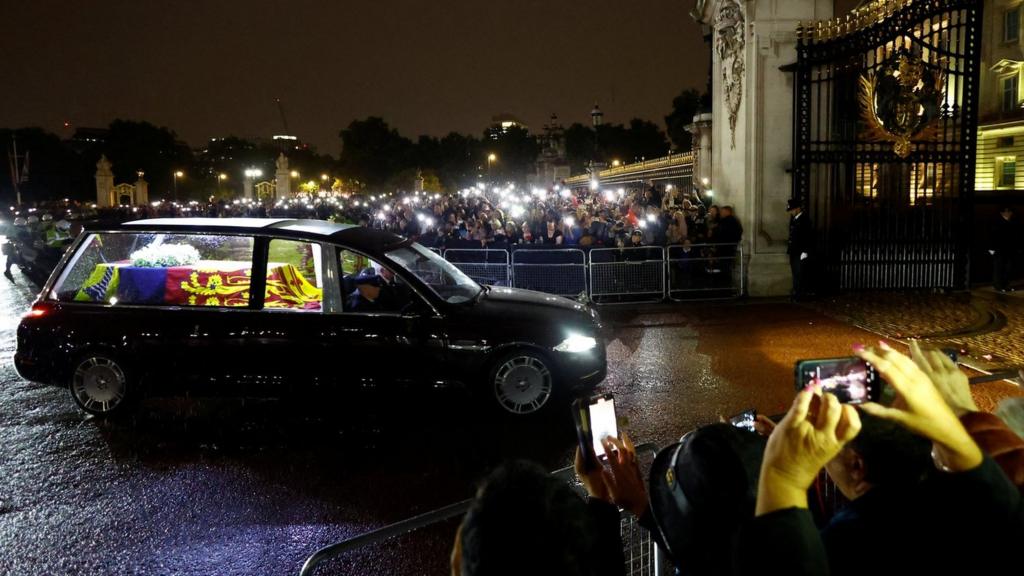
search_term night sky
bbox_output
[0,0,709,153]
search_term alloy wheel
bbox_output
[493,355,553,414]
[71,357,128,415]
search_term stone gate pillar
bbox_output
[692,0,832,296]
[687,112,713,191]
[95,155,114,208]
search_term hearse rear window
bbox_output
[53,233,257,307]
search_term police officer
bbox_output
[787,198,813,300]
[990,206,1020,293]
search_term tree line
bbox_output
[1,89,704,203]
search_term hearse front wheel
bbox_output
[70,354,131,418]
[489,351,554,415]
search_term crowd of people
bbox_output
[4,178,744,254]
[452,342,1024,575]
[360,182,743,255]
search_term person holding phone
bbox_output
[576,416,768,574]
[740,343,1024,576]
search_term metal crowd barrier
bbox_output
[590,247,667,304]
[667,243,744,301]
[298,443,668,576]
[443,248,511,287]
[425,243,744,302]
[511,248,589,297]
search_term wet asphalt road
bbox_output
[0,266,879,576]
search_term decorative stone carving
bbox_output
[715,0,745,148]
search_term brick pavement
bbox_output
[808,289,1024,411]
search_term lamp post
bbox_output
[244,168,263,200]
[487,153,497,182]
[173,170,184,202]
[217,173,227,196]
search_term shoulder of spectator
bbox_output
[931,455,1022,521]
[735,507,827,576]
[958,412,1024,488]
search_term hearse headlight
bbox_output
[554,333,597,353]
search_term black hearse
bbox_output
[15,218,606,417]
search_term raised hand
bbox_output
[756,390,861,515]
[856,343,982,472]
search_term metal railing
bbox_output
[298,443,666,576]
[666,243,744,301]
[422,243,743,303]
[443,248,511,287]
[511,248,589,297]
[590,247,667,304]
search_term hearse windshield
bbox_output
[386,244,481,304]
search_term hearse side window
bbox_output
[338,249,406,314]
[52,232,255,307]
[264,239,323,312]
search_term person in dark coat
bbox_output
[454,459,626,576]
[786,199,813,300]
[990,206,1019,292]
[347,269,384,313]
[714,205,744,278]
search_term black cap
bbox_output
[353,267,382,286]
[648,424,766,568]
[786,198,803,211]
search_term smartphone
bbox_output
[572,393,618,470]
[728,409,757,432]
[794,357,881,404]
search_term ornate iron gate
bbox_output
[793,0,983,290]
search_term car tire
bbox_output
[487,350,556,415]
[69,353,133,418]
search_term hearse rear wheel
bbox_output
[489,351,554,415]
[70,354,131,418]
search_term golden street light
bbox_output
[290,170,300,178]
[487,153,497,181]
[173,170,184,201]
[321,174,329,181]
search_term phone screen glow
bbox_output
[589,398,618,457]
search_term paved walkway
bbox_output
[809,288,1024,411]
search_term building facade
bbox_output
[976,0,1024,192]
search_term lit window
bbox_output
[1006,7,1020,42]
[998,157,1017,188]
[1002,75,1019,112]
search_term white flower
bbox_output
[130,244,201,267]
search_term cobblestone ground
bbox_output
[809,289,1024,411]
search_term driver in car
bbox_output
[348,269,387,313]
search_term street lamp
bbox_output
[173,170,184,202]
[290,170,300,178]
[487,153,497,181]
[321,173,329,181]
[244,168,263,200]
